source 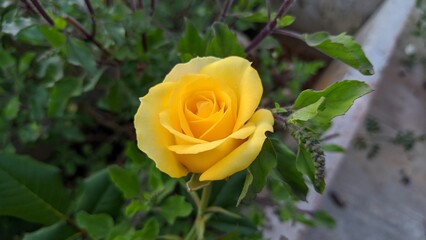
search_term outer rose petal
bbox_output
[199,109,274,181]
[199,56,263,131]
[163,57,220,82]
[134,82,188,178]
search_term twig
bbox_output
[219,0,234,22]
[150,0,156,16]
[245,0,295,53]
[64,16,111,57]
[83,0,96,38]
[29,0,54,25]
[273,29,303,40]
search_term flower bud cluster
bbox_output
[290,126,325,187]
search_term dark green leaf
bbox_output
[108,165,140,198]
[302,32,374,75]
[3,96,20,120]
[65,37,97,75]
[160,196,192,224]
[48,77,82,118]
[23,221,78,240]
[272,139,309,200]
[293,80,372,129]
[206,22,245,58]
[38,26,65,49]
[76,211,114,240]
[296,145,325,193]
[76,169,123,216]
[249,139,277,193]
[125,199,149,217]
[133,218,159,240]
[178,21,206,61]
[0,153,69,225]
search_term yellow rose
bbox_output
[134,56,274,181]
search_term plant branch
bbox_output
[28,0,54,25]
[83,0,96,38]
[245,0,295,53]
[273,28,303,40]
[150,0,156,16]
[219,0,234,22]
[64,16,111,57]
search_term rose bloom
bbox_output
[134,56,274,181]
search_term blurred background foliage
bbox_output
[0,0,333,239]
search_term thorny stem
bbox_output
[245,0,295,53]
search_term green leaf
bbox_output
[186,173,211,191]
[322,144,345,152]
[160,196,192,224]
[38,25,65,49]
[272,139,309,200]
[23,221,78,240]
[3,96,20,120]
[132,218,159,240]
[296,145,325,193]
[313,210,336,228]
[302,32,374,75]
[83,68,105,92]
[65,37,97,75]
[293,80,372,129]
[236,170,253,207]
[76,211,114,240]
[277,15,295,28]
[178,21,206,61]
[18,52,36,74]
[289,97,325,123]
[76,169,123,216]
[206,22,245,58]
[53,17,67,30]
[108,165,140,198]
[48,77,82,118]
[0,153,69,225]
[125,199,149,217]
[249,139,277,193]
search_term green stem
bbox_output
[185,184,212,240]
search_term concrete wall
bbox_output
[288,0,385,34]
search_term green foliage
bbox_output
[76,211,114,240]
[303,32,374,75]
[160,196,193,225]
[292,80,372,130]
[108,165,140,198]
[0,153,70,225]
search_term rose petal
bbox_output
[199,109,274,181]
[168,123,256,154]
[164,57,220,82]
[199,56,263,131]
[159,111,206,145]
[175,138,245,173]
[135,82,188,178]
